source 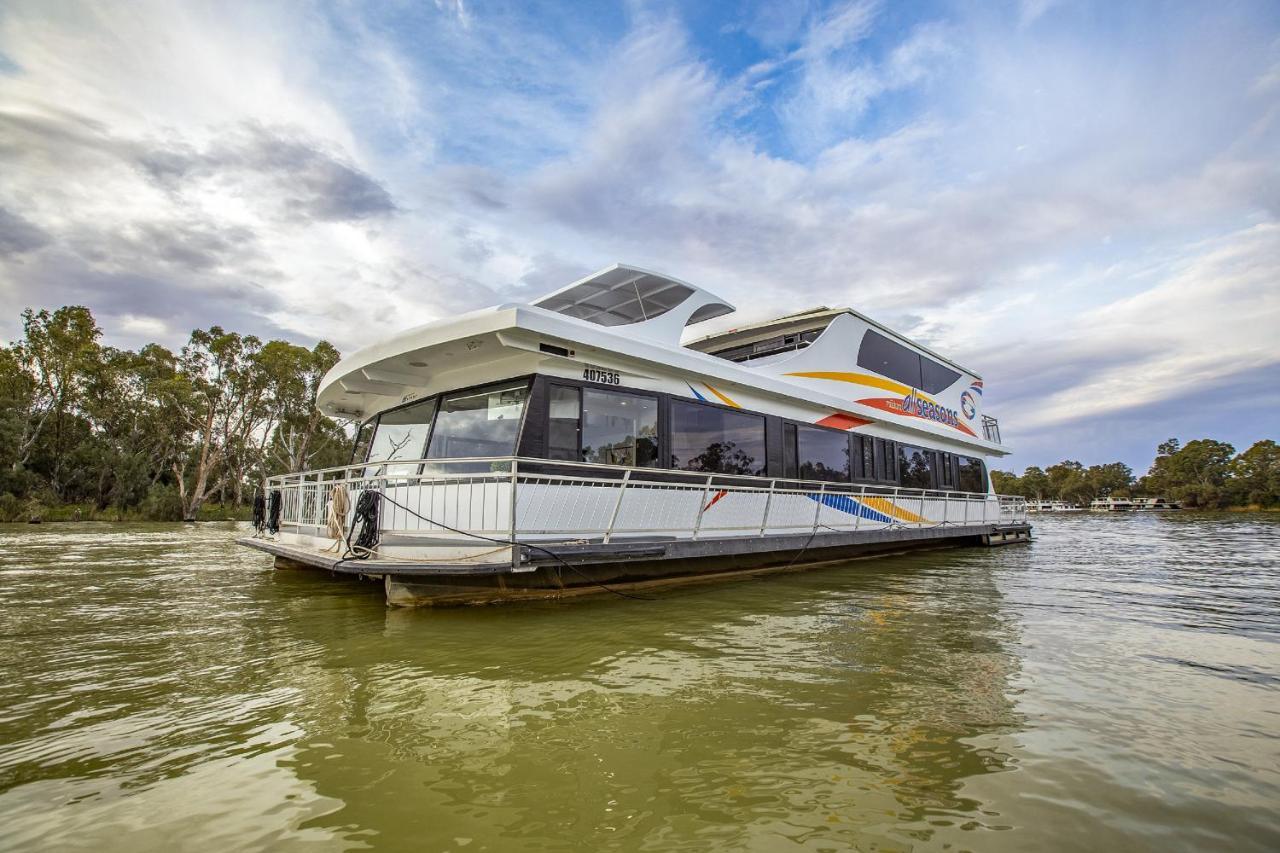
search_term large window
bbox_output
[797,424,850,482]
[899,444,933,490]
[958,456,987,493]
[548,385,581,461]
[366,398,436,474]
[427,381,529,459]
[921,359,961,394]
[857,329,961,393]
[858,330,922,389]
[670,401,766,476]
[582,388,658,467]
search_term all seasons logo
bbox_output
[901,390,961,428]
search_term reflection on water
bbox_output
[0,515,1277,851]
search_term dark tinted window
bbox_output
[899,444,933,490]
[783,423,798,478]
[670,401,766,476]
[367,398,436,474]
[858,330,922,388]
[582,389,658,467]
[958,456,986,493]
[427,381,529,459]
[548,385,580,461]
[861,436,875,480]
[798,424,850,482]
[939,452,955,487]
[921,358,961,393]
[351,419,375,464]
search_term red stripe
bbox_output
[816,413,872,430]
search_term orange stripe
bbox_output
[703,383,741,408]
[816,413,872,430]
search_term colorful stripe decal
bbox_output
[808,493,894,524]
[702,489,729,512]
[784,371,935,402]
[816,412,872,430]
[703,383,741,408]
[686,382,708,402]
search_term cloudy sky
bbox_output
[0,0,1277,473]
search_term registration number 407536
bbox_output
[582,367,621,385]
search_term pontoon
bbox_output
[239,264,1029,605]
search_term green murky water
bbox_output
[1,515,1277,851]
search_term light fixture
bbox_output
[409,361,428,367]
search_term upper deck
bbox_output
[317,264,1007,457]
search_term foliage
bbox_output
[993,437,1279,508]
[0,305,349,522]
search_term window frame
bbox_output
[668,396,769,477]
[359,374,535,469]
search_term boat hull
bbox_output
[240,521,1032,606]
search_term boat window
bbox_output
[783,423,798,478]
[921,358,961,394]
[548,385,580,461]
[709,328,825,364]
[427,381,529,459]
[860,435,874,481]
[858,330,922,388]
[939,452,955,488]
[899,444,933,490]
[582,388,658,467]
[958,456,986,493]
[351,419,375,465]
[797,424,850,483]
[366,398,437,474]
[670,401,766,476]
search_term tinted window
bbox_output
[367,398,436,474]
[899,444,933,490]
[548,385,580,461]
[582,389,658,467]
[858,330,922,388]
[921,358,961,394]
[939,452,955,487]
[798,424,850,482]
[958,456,986,493]
[351,419,375,465]
[783,423,798,478]
[861,436,875,481]
[670,401,766,476]
[427,381,529,459]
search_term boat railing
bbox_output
[264,457,1027,554]
[981,414,1002,444]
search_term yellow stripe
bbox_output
[784,371,939,404]
[861,496,927,524]
[703,383,741,408]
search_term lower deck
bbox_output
[240,519,1032,606]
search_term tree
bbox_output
[1085,462,1133,499]
[169,327,271,520]
[1142,438,1236,508]
[1229,440,1280,507]
[9,307,101,493]
[263,340,343,475]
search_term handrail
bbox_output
[262,455,1027,547]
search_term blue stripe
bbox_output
[686,382,708,402]
[806,493,893,525]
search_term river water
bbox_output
[1,514,1277,852]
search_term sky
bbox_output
[0,0,1277,474]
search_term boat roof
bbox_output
[534,264,734,328]
[685,305,980,379]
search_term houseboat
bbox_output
[1090,497,1180,512]
[239,264,1029,606]
[1027,500,1083,513]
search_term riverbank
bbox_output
[0,501,254,524]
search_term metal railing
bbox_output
[982,415,1002,444]
[265,457,1027,558]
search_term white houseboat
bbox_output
[1027,500,1083,513]
[239,265,1029,605]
